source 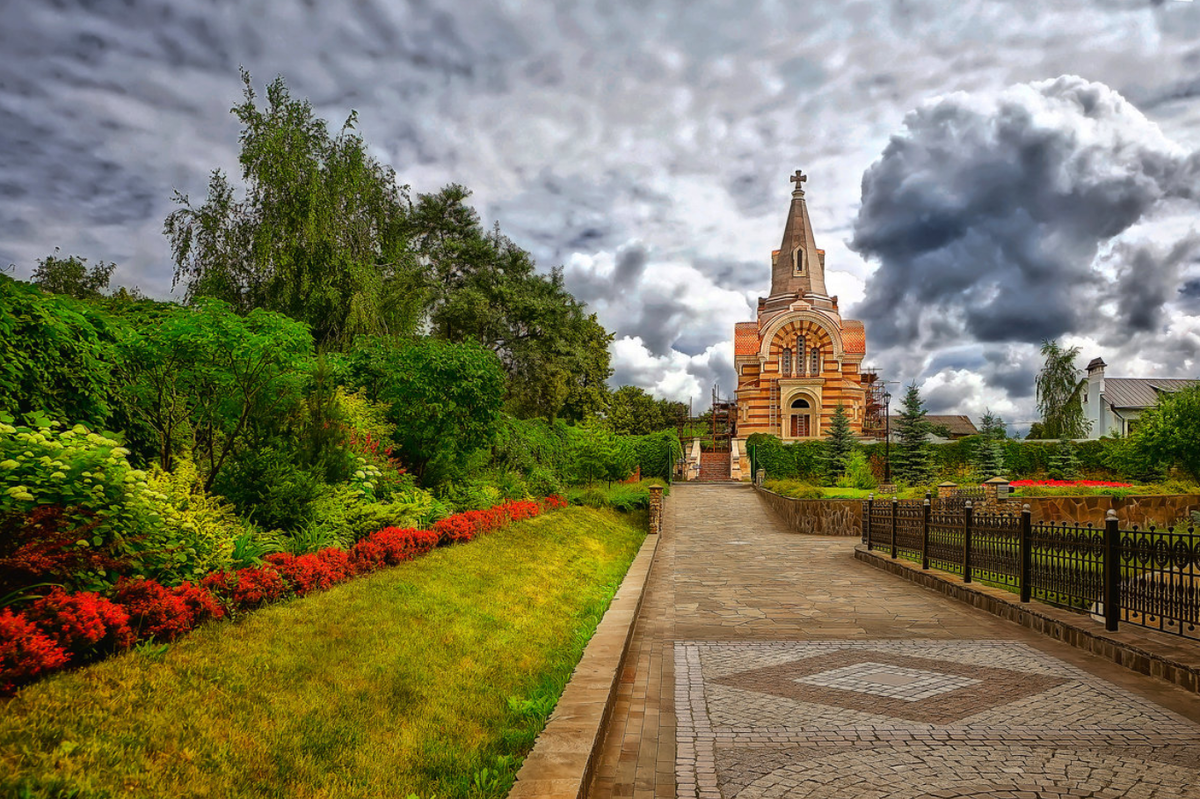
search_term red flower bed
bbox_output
[0,608,68,694]
[24,588,135,657]
[0,495,564,695]
[1009,479,1133,488]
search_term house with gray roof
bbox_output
[1083,357,1199,439]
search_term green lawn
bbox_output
[0,507,646,799]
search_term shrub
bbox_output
[227,567,288,610]
[212,446,321,533]
[24,588,135,657]
[113,578,193,642]
[835,451,878,490]
[314,547,353,583]
[351,527,439,572]
[0,607,69,695]
[764,480,823,500]
[172,582,226,627]
[264,553,338,596]
[0,505,123,596]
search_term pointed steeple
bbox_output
[770,169,828,299]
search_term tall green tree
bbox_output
[824,403,856,480]
[31,250,115,300]
[891,383,936,485]
[1035,340,1089,439]
[608,386,665,435]
[973,408,1008,479]
[1131,384,1200,482]
[166,70,422,348]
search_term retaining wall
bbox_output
[754,486,862,536]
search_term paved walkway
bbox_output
[589,483,1200,799]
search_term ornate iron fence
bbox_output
[1120,522,1200,639]
[861,498,1200,641]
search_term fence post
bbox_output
[864,494,873,548]
[648,485,664,535]
[890,497,898,559]
[1019,503,1032,603]
[1104,509,1120,632]
[962,500,973,583]
[921,498,930,570]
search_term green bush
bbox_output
[211,446,321,532]
[835,451,877,490]
[763,480,823,500]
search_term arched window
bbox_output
[797,337,806,375]
[810,346,820,376]
[781,348,792,377]
[790,398,810,409]
[789,397,811,437]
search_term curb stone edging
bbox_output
[508,529,660,799]
[854,545,1200,696]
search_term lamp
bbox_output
[882,389,892,484]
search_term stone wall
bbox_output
[1020,494,1200,528]
[754,486,862,537]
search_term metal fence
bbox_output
[862,497,1200,641]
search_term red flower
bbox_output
[228,567,287,610]
[113,578,193,642]
[172,582,225,626]
[24,588,135,656]
[0,608,69,695]
[1010,479,1133,488]
[315,547,353,583]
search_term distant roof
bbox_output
[1103,378,1200,409]
[927,415,980,436]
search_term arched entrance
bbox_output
[789,397,811,438]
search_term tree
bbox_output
[31,250,115,299]
[824,403,857,480]
[1131,384,1200,482]
[973,408,1008,479]
[115,299,313,489]
[1035,340,1089,440]
[608,386,666,435]
[1048,438,1079,480]
[166,70,422,349]
[348,336,504,483]
[891,383,936,485]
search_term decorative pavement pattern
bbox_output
[678,640,1200,799]
[586,485,1200,799]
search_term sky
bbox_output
[4,0,1200,432]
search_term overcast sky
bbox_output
[4,0,1200,431]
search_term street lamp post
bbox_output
[882,389,892,484]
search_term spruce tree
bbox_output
[892,382,936,486]
[973,408,1008,480]
[824,403,857,481]
[1049,437,1079,480]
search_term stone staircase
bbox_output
[698,451,732,482]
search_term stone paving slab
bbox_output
[586,484,1200,799]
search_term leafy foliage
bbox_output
[349,336,505,482]
[0,275,120,428]
[166,71,421,349]
[31,251,116,300]
[1035,340,1089,439]
[1131,384,1200,482]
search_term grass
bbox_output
[0,507,646,799]
[763,480,927,501]
[566,479,668,511]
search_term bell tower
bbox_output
[769,170,829,299]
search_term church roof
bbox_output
[734,322,760,356]
[842,320,865,355]
[771,170,828,298]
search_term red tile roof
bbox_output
[842,320,865,355]
[734,322,760,356]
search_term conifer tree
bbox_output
[1049,437,1079,480]
[824,402,856,481]
[892,382,936,486]
[973,408,1008,480]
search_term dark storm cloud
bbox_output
[851,76,1199,356]
[1181,277,1200,309]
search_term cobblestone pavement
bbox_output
[587,483,1200,799]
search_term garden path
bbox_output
[588,482,1200,799]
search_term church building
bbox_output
[733,171,870,444]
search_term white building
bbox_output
[1083,358,1199,439]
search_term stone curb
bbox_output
[854,545,1200,696]
[508,528,660,799]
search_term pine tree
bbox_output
[892,382,936,486]
[824,403,857,481]
[1049,437,1079,480]
[973,408,1008,480]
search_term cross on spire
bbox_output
[790,169,807,195]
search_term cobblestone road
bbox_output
[588,483,1200,799]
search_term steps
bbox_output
[697,451,732,482]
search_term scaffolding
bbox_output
[860,367,887,441]
[677,384,738,451]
